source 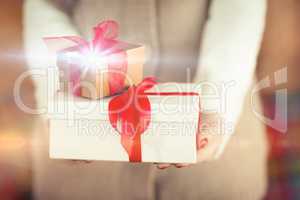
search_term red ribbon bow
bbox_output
[108,77,199,162]
[44,20,128,96]
[108,77,155,162]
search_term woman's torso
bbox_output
[72,0,209,81]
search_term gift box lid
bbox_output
[47,83,200,123]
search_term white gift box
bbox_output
[48,83,200,163]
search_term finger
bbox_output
[174,163,191,168]
[157,163,171,169]
[196,134,208,150]
[197,139,219,162]
[68,160,93,164]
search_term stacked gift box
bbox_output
[45,20,200,163]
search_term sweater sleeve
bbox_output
[23,0,80,110]
[194,0,267,157]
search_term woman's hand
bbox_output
[156,113,228,169]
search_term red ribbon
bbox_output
[44,20,128,96]
[108,77,200,162]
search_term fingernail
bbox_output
[157,164,170,169]
[197,138,208,150]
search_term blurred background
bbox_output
[0,1,34,199]
[0,0,300,199]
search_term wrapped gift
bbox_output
[48,78,200,163]
[44,20,144,99]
